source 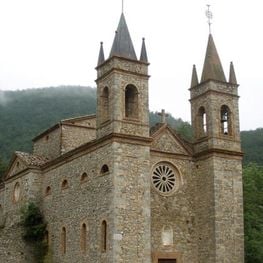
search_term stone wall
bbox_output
[111,141,151,262]
[194,154,244,263]
[41,142,114,263]
[33,127,61,160]
[61,124,96,154]
[0,171,43,262]
[150,152,198,262]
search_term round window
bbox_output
[151,163,179,195]
[13,182,21,202]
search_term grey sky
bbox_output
[0,0,262,130]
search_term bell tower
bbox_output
[190,34,244,262]
[95,13,150,139]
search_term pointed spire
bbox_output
[191,64,199,88]
[97,42,105,66]
[201,34,226,83]
[229,61,237,84]
[109,13,137,60]
[140,38,148,63]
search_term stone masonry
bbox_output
[0,13,244,263]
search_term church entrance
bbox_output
[158,260,176,263]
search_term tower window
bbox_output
[101,87,109,122]
[125,84,138,119]
[80,223,87,253]
[221,105,231,135]
[61,227,66,254]
[198,106,207,137]
[101,220,107,252]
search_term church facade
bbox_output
[0,12,244,263]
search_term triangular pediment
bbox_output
[5,155,29,179]
[5,152,48,179]
[151,125,192,156]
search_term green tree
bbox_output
[20,202,47,262]
[243,163,263,262]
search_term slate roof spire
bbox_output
[190,64,199,88]
[109,13,137,60]
[229,61,237,84]
[97,42,105,66]
[201,34,226,83]
[140,38,148,63]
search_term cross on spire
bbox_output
[158,109,169,124]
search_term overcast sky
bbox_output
[0,0,262,131]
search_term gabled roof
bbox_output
[201,34,226,83]
[109,13,137,60]
[151,123,193,156]
[33,114,96,141]
[5,151,49,179]
[15,151,49,167]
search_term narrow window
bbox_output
[45,186,51,196]
[61,227,66,254]
[61,180,68,189]
[221,105,231,135]
[125,85,138,119]
[100,164,109,175]
[13,182,21,203]
[80,223,87,253]
[198,107,207,137]
[101,220,107,252]
[101,87,109,122]
[80,172,88,182]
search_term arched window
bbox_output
[221,105,231,135]
[45,186,51,196]
[101,220,107,252]
[61,180,69,189]
[162,226,173,246]
[80,172,88,182]
[198,106,207,137]
[80,223,87,253]
[100,164,109,175]
[13,182,21,203]
[125,85,138,119]
[101,87,109,122]
[61,227,66,254]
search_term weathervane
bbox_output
[206,4,213,34]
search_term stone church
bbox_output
[0,11,244,263]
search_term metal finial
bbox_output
[122,0,124,13]
[206,4,213,34]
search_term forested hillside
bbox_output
[0,86,262,262]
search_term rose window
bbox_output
[152,163,178,195]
